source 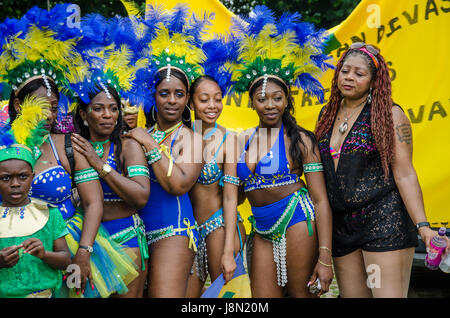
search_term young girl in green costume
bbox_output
[0,96,71,298]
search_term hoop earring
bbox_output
[151,107,156,122]
[83,120,88,127]
[368,87,373,104]
[183,106,192,122]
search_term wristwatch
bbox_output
[98,163,112,178]
[79,245,93,253]
[416,221,430,230]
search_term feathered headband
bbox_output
[134,3,214,113]
[0,95,51,169]
[70,13,148,108]
[230,5,333,101]
[0,4,86,99]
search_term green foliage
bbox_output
[220,0,259,15]
[0,0,147,20]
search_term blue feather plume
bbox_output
[0,122,14,149]
[167,3,190,35]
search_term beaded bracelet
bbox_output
[222,175,240,186]
[145,148,162,165]
[127,165,150,178]
[74,167,99,184]
[303,162,324,173]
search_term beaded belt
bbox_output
[248,188,314,287]
[195,209,244,281]
[109,214,149,271]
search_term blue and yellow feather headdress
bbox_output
[70,13,149,111]
[0,4,87,101]
[230,6,333,102]
[0,95,51,169]
[133,3,214,113]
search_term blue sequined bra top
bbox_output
[100,142,123,202]
[197,131,230,186]
[29,134,75,220]
[236,124,300,192]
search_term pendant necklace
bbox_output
[338,100,366,134]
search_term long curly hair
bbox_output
[314,47,394,179]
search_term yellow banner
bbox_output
[146,0,450,227]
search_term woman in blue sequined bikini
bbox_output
[186,75,246,297]
[7,79,114,297]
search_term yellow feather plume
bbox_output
[11,95,50,146]
[0,26,87,83]
[104,45,136,91]
[232,24,323,83]
[150,25,206,65]
[136,106,146,128]
[120,0,142,18]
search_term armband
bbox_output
[303,162,324,173]
[221,175,240,186]
[127,165,150,178]
[74,167,99,184]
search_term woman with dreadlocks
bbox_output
[315,42,438,298]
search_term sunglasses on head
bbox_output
[349,42,380,68]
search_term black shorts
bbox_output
[331,190,418,258]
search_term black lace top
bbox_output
[318,102,417,256]
[318,102,397,213]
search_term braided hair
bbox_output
[315,47,394,179]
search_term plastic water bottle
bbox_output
[439,252,450,273]
[425,227,448,270]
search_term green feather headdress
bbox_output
[0,5,87,100]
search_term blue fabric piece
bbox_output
[250,190,315,232]
[139,126,198,245]
[101,215,139,248]
[237,124,300,192]
[29,135,75,220]
[99,142,123,202]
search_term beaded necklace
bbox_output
[89,139,110,158]
[152,121,183,145]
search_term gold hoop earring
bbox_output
[183,106,192,122]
